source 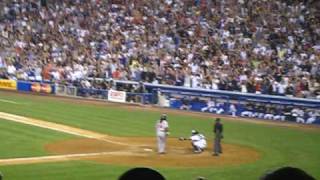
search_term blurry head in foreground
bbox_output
[118,167,165,180]
[260,167,315,180]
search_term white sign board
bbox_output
[108,89,126,103]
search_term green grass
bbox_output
[0,119,75,158]
[0,162,129,180]
[0,161,284,180]
[0,91,319,180]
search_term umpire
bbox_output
[213,118,223,156]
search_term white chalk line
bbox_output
[0,99,21,104]
[0,112,155,165]
[0,151,146,166]
[0,112,129,146]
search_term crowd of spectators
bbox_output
[0,0,320,98]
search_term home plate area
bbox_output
[45,137,260,168]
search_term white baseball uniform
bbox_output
[156,119,169,153]
[201,100,216,112]
[306,111,318,124]
[229,104,237,117]
[190,134,207,151]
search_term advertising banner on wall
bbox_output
[17,81,55,94]
[31,83,52,93]
[0,79,17,90]
[108,89,126,103]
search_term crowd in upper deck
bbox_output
[0,0,319,98]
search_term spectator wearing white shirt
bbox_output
[7,62,16,76]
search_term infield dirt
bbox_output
[46,137,260,167]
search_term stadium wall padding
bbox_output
[17,81,55,94]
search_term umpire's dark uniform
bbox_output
[213,118,223,156]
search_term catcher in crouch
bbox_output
[180,130,207,153]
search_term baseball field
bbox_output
[0,91,319,180]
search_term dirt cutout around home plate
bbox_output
[46,137,260,168]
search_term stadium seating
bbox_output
[0,0,319,99]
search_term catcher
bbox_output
[180,130,207,153]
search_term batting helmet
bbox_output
[160,114,167,120]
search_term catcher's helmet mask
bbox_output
[191,130,198,134]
